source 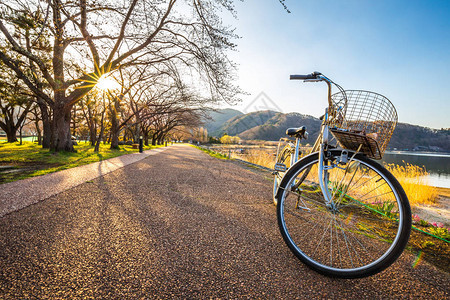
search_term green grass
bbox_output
[192,145,228,159]
[0,141,163,183]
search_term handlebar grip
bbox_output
[290,71,322,80]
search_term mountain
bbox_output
[203,108,243,136]
[238,112,321,142]
[389,124,450,151]
[207,109,450,152]
[220,110,279,136]
[208,110,322,143]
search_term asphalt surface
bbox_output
[0,147,168,217]
[0,144,448,299]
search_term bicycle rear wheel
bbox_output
[276,150,411,278]
[273,145,293,205]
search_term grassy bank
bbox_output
[0,141,162,183]
[385,163,438,206]
[192,145,229,159]
[204,144,445,206]
[236,148,442,207]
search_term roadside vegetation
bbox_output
[385,163,438,205]
[229,147,441,207]
[0,141,161,183]
[240,149,275,168]
[192,145,228,160]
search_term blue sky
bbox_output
[220,0,450,129]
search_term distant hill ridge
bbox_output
[203,108,243,136]
[203,109,450,152]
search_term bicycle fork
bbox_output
[318,124,362,212]
[318,145,334,209]
[318,115,337,210]
[290,123,334,212]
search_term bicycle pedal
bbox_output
[296,206,311,212]
[274,163,287,172]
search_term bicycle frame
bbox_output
[317,75,342,207]
[284,75,342,207]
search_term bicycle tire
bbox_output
[276,150,411,278]
[273,145,293,205]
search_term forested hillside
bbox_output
[390,124,449,151]
[204,109,450,152]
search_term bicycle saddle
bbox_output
[286,126,308,139]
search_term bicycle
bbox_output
[273,72,411,278]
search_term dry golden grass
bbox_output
[238,149,275,168]
[236,148,438,207]
[384,162,438,206]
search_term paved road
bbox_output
[0,145,448,299]
[0,147,168,217]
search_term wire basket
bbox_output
[329,90,397,160]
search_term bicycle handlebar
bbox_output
[290,72,322,80]
[290,71,339,113]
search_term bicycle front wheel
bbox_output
[276,150,411,278]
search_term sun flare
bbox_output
[96,75,121,91]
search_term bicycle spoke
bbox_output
[334,215,342,268]
[284,205,331,230]
[284,189,324,208]
[357,190,395,205]
[284,208,325,243]
[278,152,409,277]
[313,218,333,254]
[330,216,334,266]
[345,171,380,195]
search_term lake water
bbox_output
[382,152,450,189]
[215,145,450,189]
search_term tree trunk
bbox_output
[36,99,51,148]
[143,131,149,146]
[1,118,18,143]
[94,99,107,152]
[0,102,31,143]
[157,131,165,145]
[110,129,119,149]
[19,122,23,145]
[90,123,97,146]
[36,123,42,145]
[151,132,157,146]
[6,129,17,143]
[94,111,105,152]
[51,105,74,152]
[71,105,77,137]
[109,111,119,149]
[51,29,73,152]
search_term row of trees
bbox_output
[219,134,240,144]
[0,0,240,151]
